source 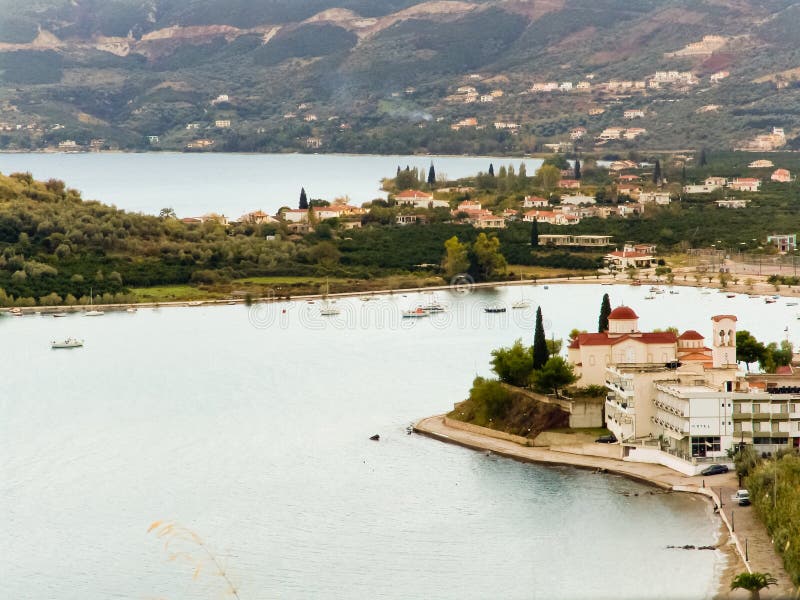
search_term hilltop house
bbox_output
[639,192,671,205]
[604,250,655,270]
[523,210,580,225]
[729,178,761,192]
[772,168,792,182]
[523,195,550,208]
[395,190,449,209]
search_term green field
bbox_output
[130,285,224,303]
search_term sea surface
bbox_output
[5,283,790,600]
[0,153,543,218]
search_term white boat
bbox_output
[788,302,798,307]
[669,290,680,295]
[9,307,22,316]
[765,297,777,304]
[51,337,83,349]
[52,312,68,317]
[644,294,655,300]
[320,278,340,316]
[512,299,531,309]
[419,293,447,313]
[85,287,105,316]
[187,301,203,306]
[126,306,138,312]
[402,307,429,319]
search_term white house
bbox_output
[639,192,671,205]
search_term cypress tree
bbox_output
[530,218,539,247]
[598,293,611,333]
[533,306,549,369]
[299,187,308,210]
[427,163,436,186]
[574,158,581,180]
[488,163,495,177]
[699,148,707,166]
[653,159,661,184]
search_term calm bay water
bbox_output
[0,153,543,218]
[6,283,792,599]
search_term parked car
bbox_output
[733,490,751,506]
[701,464,729,476]
[595,434,617,444]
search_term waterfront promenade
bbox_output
[415,415,795,599]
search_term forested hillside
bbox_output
[1,0,800,153]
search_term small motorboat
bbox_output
[84,310,105,316]
[512,300,531,309]
[726,293,736,299]
[52,312,68,317]
[484,306,507,313]
[9,307,22,317]
[765,297,777,304]
[644,294,655,300]
[51,337,83,349]
[787,302,798,307]
[402,307,429,319]
[126,306,138,312]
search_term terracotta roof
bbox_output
[608,251,652,258]
[679,352,713,363]
[775,365,794,375]
[609,306,638,320]
[711,315,738,322]
[396,190,432,199]
[573,331,676,347]
[679,330,704,340]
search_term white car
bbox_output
[732,490,750,506]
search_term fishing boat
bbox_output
[419,293,446,313]
[484,306,507,313]
[644,294,655,300]
[9,307,22,316]
[512,299,531,309]
[51,337,83,349]
[52,312,68,317]
[402,307,429,319]
[765,297,777,304]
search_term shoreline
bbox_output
[413,414,794,599]
[1,272,792,315]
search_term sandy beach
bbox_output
[414,414,795,599]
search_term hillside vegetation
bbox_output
[2,1,800,153]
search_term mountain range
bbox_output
[1,0,800,154]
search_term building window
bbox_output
[691,436,721,457]
[589,355,596,366]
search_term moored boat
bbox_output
[51,337,83,349]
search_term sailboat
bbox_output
[85,287,105,316]
[511,282,531,309]
[319,279,340,316]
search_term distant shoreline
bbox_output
[0,272,790,315]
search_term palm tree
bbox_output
[730,572,777,600]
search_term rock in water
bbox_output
[370,434,380,441]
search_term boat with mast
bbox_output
[85,287,104,317]
[319,278,340,316]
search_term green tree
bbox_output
[469,376,512,420]
[530,218,539,247]
[491,339,535,386]
[574,158,581,180]
[299,187,308,210]
[488,163,494,177]
[535,164,561,193]
[442,236,470,280]
[427,163,436,186]
[736,330,766,371]
[699,148,707,166]
[532,356,577,397]
[599,293,611,333]
[653,159,661,185]
[730,572,777,600]
[533,306,549,369]
[159,207,177,219]
[472,233,506,281]
[395,169,418,190]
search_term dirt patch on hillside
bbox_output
[501,0,565,21]
[449,392,569,439]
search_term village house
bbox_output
[560,194,596,206]
[604,250,655,270]
[767,234,797,252]
[617,184,642,197]
[684,183,718,194]
[624,128,647,140]
[494,122,520,130]
[598,127,625,141]
[214,120,231,128]
[624,109,645,119]
[772,168,792,182]
[588,107,606,116]
[570,127,587,140]
[639,192,671,205]
[559,82,573,91]
[281,209,310,223]
[729,177,761,192]
[716,199,749,209]
[523,195,550,208]
[705,176,727,188]
[471,212,506,229]
[479,95,494,103]
[576,81,592,92]
[538,234,613,248]
[749,159,774,168]
[395,190,449,209]
[616,203,645,217]
[608,160,639,171]
[239,210,278,225]
[313,205,364,220]
[396,214,426,226]
[186,139,214,150]
[531,82,559,93]
[558,179,581,189]
[522,210,580,225]
[710,70,730,83]
[457,200,482,212]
